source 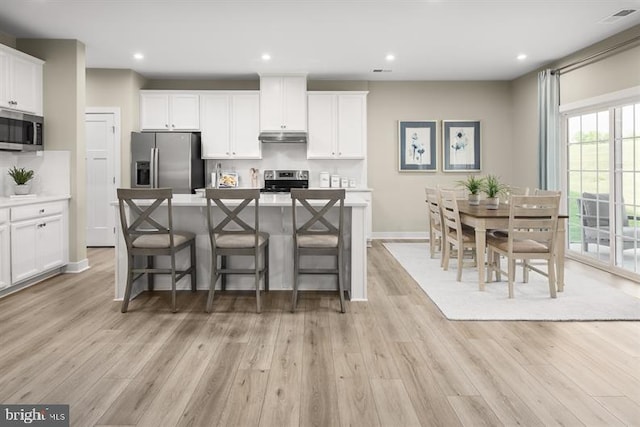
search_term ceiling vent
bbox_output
[372,69,392,73]
[600,9,637,23]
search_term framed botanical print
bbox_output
[398,120,437,172]
[442,120,481,172]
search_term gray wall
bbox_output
[17,39,87,264]
[86,69,147,186]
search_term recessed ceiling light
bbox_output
[262,53,271,61]
[133,53,144,60]
[517,53,527,61]
[385,54,395,61]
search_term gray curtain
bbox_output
[537,69,561,190]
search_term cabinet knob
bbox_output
[39,209,45,214]
[331,152,335,156]
[339,152,342,156]
[226,152,230,155]
[171,124,175,128]
[232,152,236,155]
[165,124,169,128]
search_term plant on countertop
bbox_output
[8,166,34,185]
[482,174,508,198]
[457,175,485,195]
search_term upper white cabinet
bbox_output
[201,92,261,159]
[307,92,367,159]
[259,75,307,132]
[0,45,44,115]
[140,92,200,131]
[0,209,9,290]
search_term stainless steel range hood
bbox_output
[258,131,307,143]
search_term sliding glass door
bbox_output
[566,102,640,276]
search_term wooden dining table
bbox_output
[456,200,568,292]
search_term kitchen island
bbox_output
[113,192,369,302]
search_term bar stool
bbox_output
[205,188,269,313]
[290,188,345,313]
[117,188,196,313]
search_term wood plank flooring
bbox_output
[0,241,639,426]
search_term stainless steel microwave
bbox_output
[0,109,44,152]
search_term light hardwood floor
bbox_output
[0,241,639,426]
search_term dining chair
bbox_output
[425,187,444,264]
[486,194,560,298]
[205,188,269,313]
[439,189,477,281]
[290,188,346,313]
[117,188,197,313]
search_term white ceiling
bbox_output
[1,0,639,81]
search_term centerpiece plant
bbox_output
[481,174,507,209]
[457,175,485,206]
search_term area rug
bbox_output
[383,242,640,321]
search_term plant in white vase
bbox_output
[8,166,34,195]
[482,174,507,209]
[457,175,484,206]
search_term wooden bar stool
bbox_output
[290,188,346,313]
[117,188,196,313]
[205,188,269,313]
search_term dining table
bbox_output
[456,200,568,292]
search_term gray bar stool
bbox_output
[205,188,269,313]
[290,188,346,313]
[117,188,196,313]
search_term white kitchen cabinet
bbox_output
[0,44,44,115]
[10,201,67,285]
[140,92,200,131]
[0,209,9,290]
[307,92,367,159]
[259,75,307,132]
[201,92,261,159]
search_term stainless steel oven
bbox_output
[0,109,44,152]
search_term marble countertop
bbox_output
[0,194,71,209]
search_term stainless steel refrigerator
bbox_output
[131,132,204,194]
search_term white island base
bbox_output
[114,193,369,303]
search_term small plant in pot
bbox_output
[8,166,34,195]
[482,174,507,209]
[457,175,485,206]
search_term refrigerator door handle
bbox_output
[150,147,158,188]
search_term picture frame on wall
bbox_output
[398,120,437,172]
[442,120,481,172]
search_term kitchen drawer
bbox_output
[0,209,7,224]
[10,202,64,222]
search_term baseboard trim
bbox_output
[371,232,428,240]
[64,258,90,274]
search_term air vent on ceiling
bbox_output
[372,69,392,73]
[600,9,637,23]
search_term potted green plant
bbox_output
[457,175,484,206]
[482,174,507,209]
[8,166,34,195]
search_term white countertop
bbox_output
[111,192,369,207]
[0,194,71,209]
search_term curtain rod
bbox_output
[553,34,640,75]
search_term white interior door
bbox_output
[85,112,116,246]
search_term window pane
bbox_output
[582,142,597,170]
[597,110,609,141]
[568,143,581,170]
[598,142,609,170]
[597,172,609,194]
[569,171,581,195]
[582,171,598,193]
[569,116,581,143]
[622,138,635,171]
[635,103,640,138]
[622,105,634,138]
[582,113,597,142]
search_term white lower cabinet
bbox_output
[0,209,10,290]
[9,201,68,285]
